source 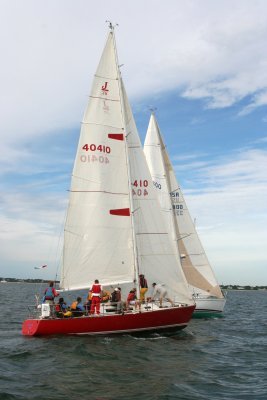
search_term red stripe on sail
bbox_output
[108,133,124,141]
[109,208,130,216]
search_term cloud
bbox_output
[0,190,66,278]
[174,148,267,216]
[1,1,267,284]
[1,0,267,157]
[238,90,267,116]
[171,148,267,284]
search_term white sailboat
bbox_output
[22,26,195,336]
[143,112,226,316]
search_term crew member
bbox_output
[90,279,102,315]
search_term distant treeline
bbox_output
[1,278,266,290]
[0,278,59,283]
[221,285,267,290]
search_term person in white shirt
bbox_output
[151,283,174,307]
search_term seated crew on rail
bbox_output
[110,287,124,313]
[84,288,92,314]
[55,297,72,318]
[101,289,111,302]
[71,297,85,317]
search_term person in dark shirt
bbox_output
[139,274,148,302]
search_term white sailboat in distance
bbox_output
[22,26,195,336]
[143,112,226,316]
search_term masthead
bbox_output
[105,20,119,31]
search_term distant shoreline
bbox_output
[0,279,266,290]
[0,279,59,284]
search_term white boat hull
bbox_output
[194,296,226,315]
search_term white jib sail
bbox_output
[144,113,223,298]
[61,31,135,291]
[120,84,193,304]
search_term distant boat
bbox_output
[22,26,195,336]
[1,279,7,283]
[143,112,226,316]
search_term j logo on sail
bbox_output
[101,81,109,95]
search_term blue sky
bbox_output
[0,0,266,285]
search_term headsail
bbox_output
[144,113,223,298]
[121,84,193,304]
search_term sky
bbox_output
[0,0,266,285]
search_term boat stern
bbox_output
[22,319,41,336]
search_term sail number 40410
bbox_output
[82,144,111,153]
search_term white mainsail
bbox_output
[61,30,193,305]
[61,31,135,290]
[144,113,224,299]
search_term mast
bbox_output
[110,23,140,294]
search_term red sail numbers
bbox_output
[82,144,111,153]
[132,180,149,196]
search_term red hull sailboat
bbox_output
[22,305,195,336]
[22,25,195,337]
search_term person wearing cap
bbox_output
[151,283,174,308]
[110,287,123,313]
[139,274,148,302]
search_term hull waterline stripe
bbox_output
[72,322,187,335]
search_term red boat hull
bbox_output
[22,305,195,336]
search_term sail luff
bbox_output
[111,31,140,294]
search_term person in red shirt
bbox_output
[126,288,140,311]
[90,279,102,315]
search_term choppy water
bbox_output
[0,283,266,400]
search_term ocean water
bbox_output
[0,283,266,400]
